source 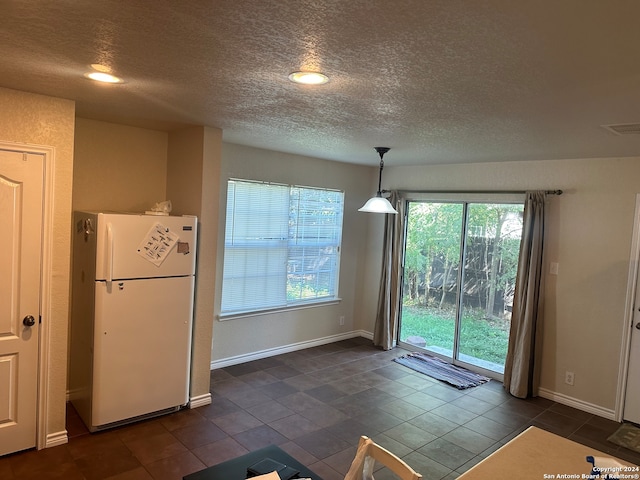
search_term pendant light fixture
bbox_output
[358,147,398,214]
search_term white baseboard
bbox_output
[189,393,212,409]
[210,330,372,369]
[45,430,68,449]
[538,387,616,420]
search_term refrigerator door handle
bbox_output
[106,222,114,284]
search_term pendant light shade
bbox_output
[358,147,398,214]
[358,194,398,214]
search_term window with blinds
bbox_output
[221,179,344,316]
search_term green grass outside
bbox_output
[399,304,510,365]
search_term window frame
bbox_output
[219,178,344,319]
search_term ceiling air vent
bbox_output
[601,123,640,135]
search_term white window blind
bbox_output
[221,179,344,315]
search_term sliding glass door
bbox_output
[398,200,524,375]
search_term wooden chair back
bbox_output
[343,435,422,480]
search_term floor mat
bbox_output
[394,352,490,389]
[607,423,640,453]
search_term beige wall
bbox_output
[211,143,373,363]
[73,118,168,212]
[0,87,75,441]
[167,126,222,402]
[380,157,640,414]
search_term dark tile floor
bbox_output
[2,337,639,479]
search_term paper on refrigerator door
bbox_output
[136,222,179,266]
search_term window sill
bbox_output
[218,298,342,321]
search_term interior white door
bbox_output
[0,149,43,456]
[624,274,640,423]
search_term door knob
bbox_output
[23,315,36,327]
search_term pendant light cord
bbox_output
[377,159,384,195]
[374,147,390,195]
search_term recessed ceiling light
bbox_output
[288,71,329,85]
[84,71,123,83]
[84,64,123,84]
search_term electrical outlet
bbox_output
[565,371,575,386]
[339,316,345,326]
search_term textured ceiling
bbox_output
[2,0,640,166]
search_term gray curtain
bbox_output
[503,191,547,398]
[373,192,406,350]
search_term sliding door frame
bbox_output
[397,192,526,381]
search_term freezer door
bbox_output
[94,213,197,280]
[92,276,194,427]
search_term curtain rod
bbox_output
[384,189,563,195]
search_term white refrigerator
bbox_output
[69,211,197,431]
